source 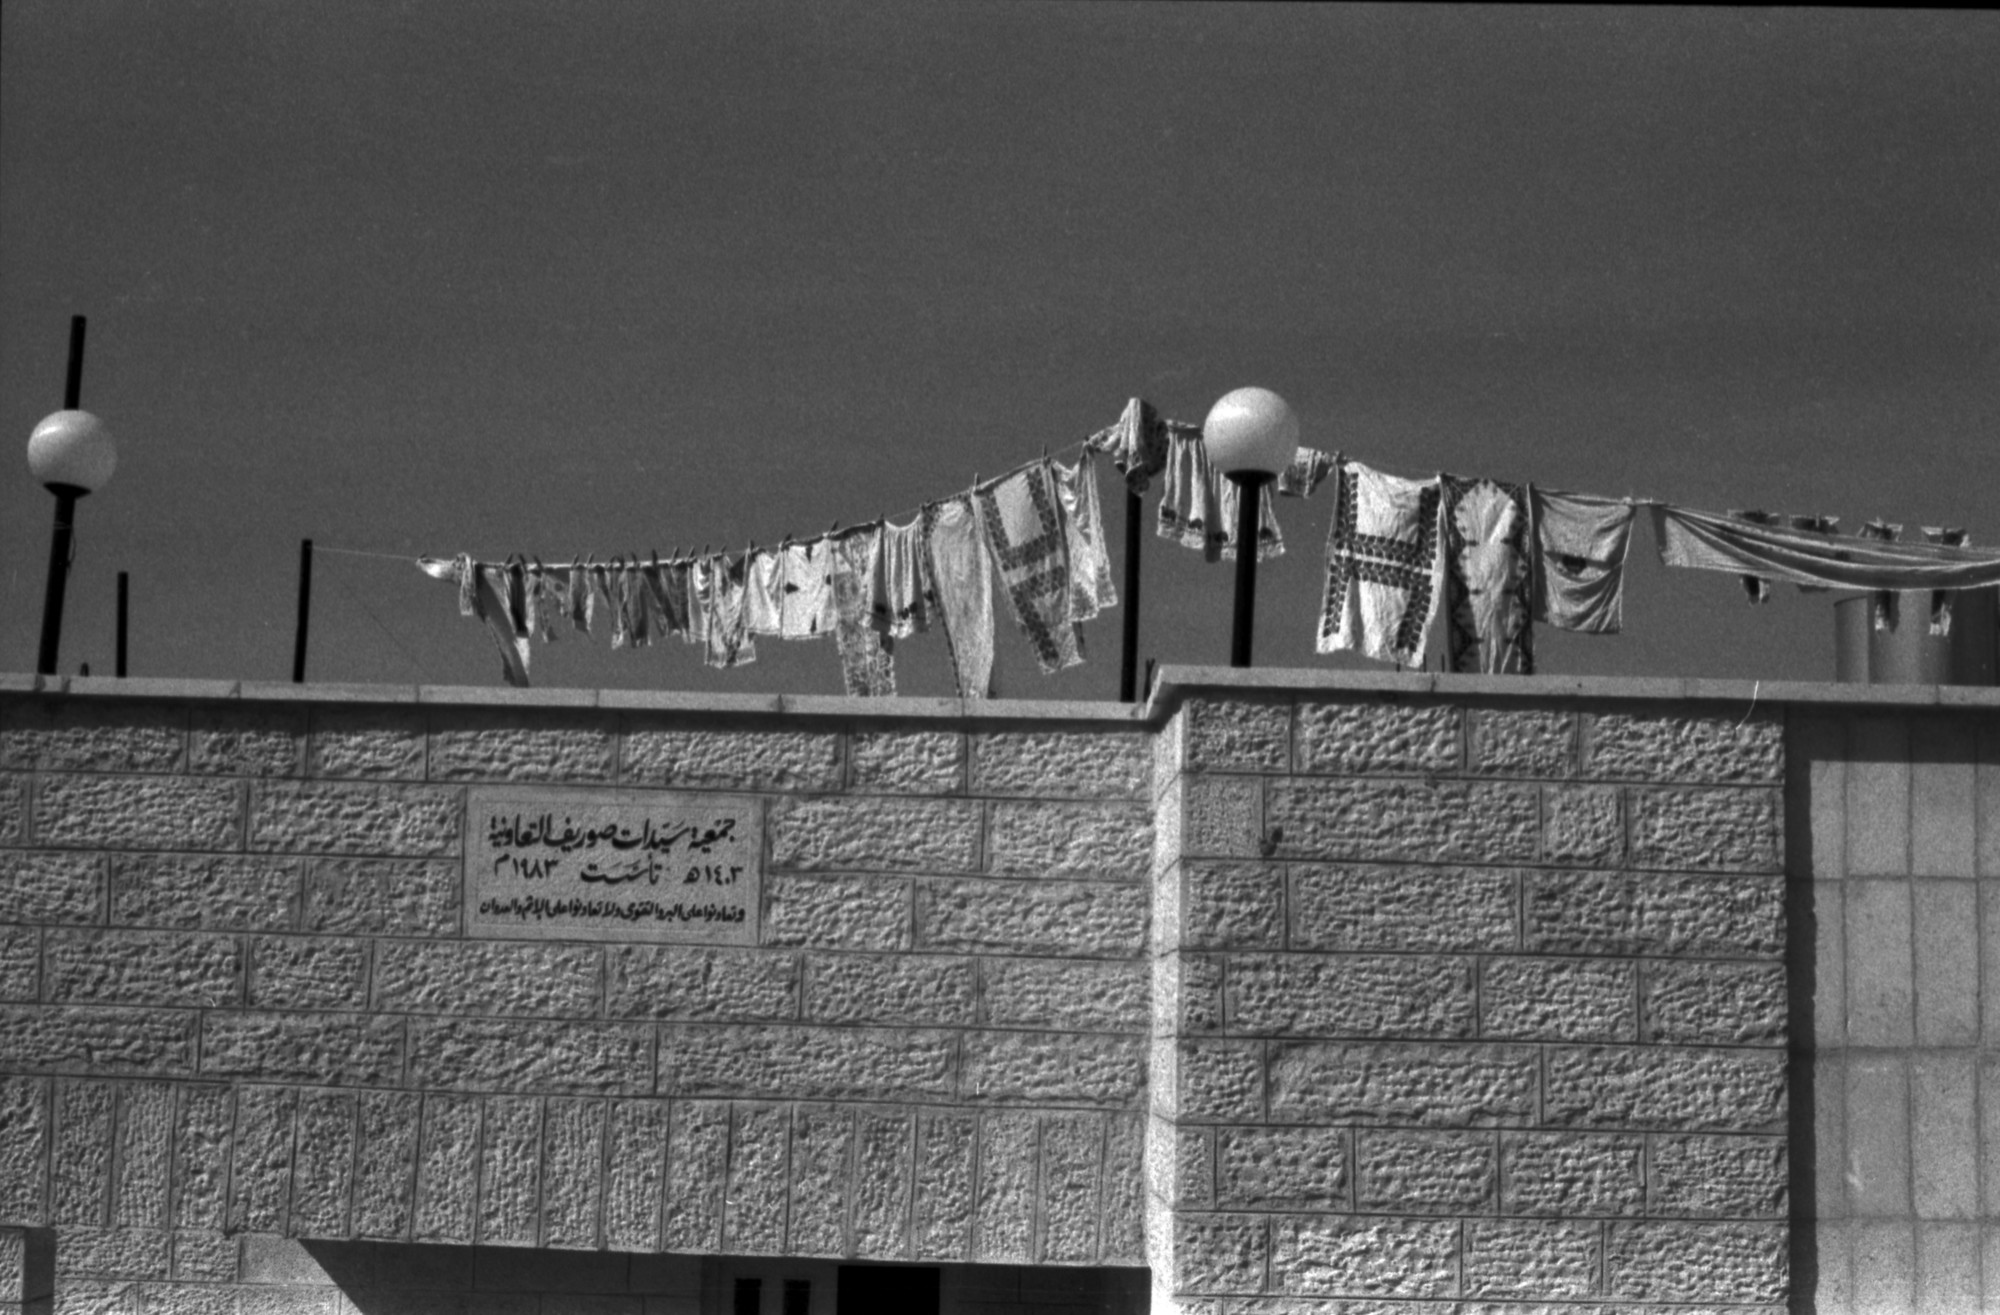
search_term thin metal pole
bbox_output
[36,490,80,676]
[64,316,86,409]
[116,572,129,677]
[293,539,314,683]
[1228,473,1265,668]
[1118,487,1143,702]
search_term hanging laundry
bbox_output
[1858,520,1904,630]
[528,562,568,642]
[1277,446,1339,498]
[567,561,592,635]
[871,517,934,640]
[923,494,995,699]
[1787,517,1841,593]
[1531,489,1635,635]
[419,555,532,687]
[1054,453,1116,623]
[829,527,895,696]
[1084,397,1171,494]
[1441,474,1534,674]
[1156,428,1284,563]
[978,461,1085,673]
[745,548,786,637]
[1651,505,2000,596]
[698,553,757,669]
[641,554,692,640]
[1316,461,1443,666]
[1727,511,1783,603]
[1924,527,1969,636]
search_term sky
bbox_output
[3,3,1997,699]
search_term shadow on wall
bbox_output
[1785,723,1820,1315]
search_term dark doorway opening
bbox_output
[837,1264,940,1315]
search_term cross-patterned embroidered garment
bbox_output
[1315,460,1443,665]
[977,460,1084,673]
[1441,474,1534,674]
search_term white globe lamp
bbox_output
[29,410,117,494]
[1203,387,1299,667]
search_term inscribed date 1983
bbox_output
[466,787,760,944]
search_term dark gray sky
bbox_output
[5,3,1997,696]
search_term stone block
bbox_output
[375,940,602,1018]
[249,783,460,857]
[1584,709,1782,784]
[109,855,300,933]
[0,701,184,773]
[603,1099,668,1252]
[3,851,105,925]
[621,727,840,792]
[307,707,426,779]
[112,1084,173,1228]
[289,1091,357,1237]
[1268,1214,1454,1299]
[351,1091,420,1240]
[849,730,963,794]
[1644,960,1786,1046]
[0,1077,49,1222]
[1849,1219,1915,1314]
[1987,1054,2000,1220]
[1541,785,1623,865]
[1846,1055,1911,1218]
[1629,787,1781,872]
[1294,699,1461,775]
[961,1032,1145,1108]
[1524,871,1784,959]
[301,858,460,937]
[170,1086,233,1230]
[787,1105,853,1257]
[1544,1046,1785,1133]
[1649,1133,1786,1218]
[249,936,368,1010]
[1178,862,1284,951]
[0,925,36,1001]
[1481,956,1633,1042]
[913,1112,975,1261]
[761,874,911,952]
[237,1234,332,1284]
[541,1098,605,1249]
[1159,1124,1213,1209]
[722,1104,788,1253]
[1268,1042,1538,1127]
[189,706,305,777]
[1911,880,1980,1045]
[804,953,971,1028]
[226,1086,297,1233]
[1179,774,1261,859]
[407,1018,649,1095]
[36,775,242,852]
[1910,717,1976,876]
[1101,1113,1146,1264]
[1266,778,1537,865]
[1468,707,1575,777]
[1171,1041,1264,1123]
[1814,1054,1847,1222]
[1910,1053,1978,1220]
[201,1012,402,1087]
[427,713,614,783]
[2,1006,195,1078]
[608,946,797,1022]
[1214,1127,1346,1211]
[769,797,980,872]
[412,1095,480,1243]
[971,731,1149,798]
[477,1096,542,1246]
[986,801,1152,880]
[55,1227,171,1280]
[975,1112,1036,1263]
[659,1024,954,1103]
[1981,720,2000,877]
[1180,697,1290,774]
[1796,714,1846,880]
[1499,1131,1644,1217]
[1812,878,1845,1051]
[1603,1221,1788,1304]
[1291,863,1517,954]
[915,878,1145,957]
[1848,718,1911,875]
[1846,879,1914,1046]
[45,929,242,1008]
[1038,1114,1100,1263]
[1353,1128,1492,1214]
[170,1230,237,1282]
[1915,1221,1982,1314]
[52,1079,113,1225]
[981,958,1146,1032]
[1226,954,1476,1039]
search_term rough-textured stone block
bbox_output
[1226,954,1475,1039]
[0,701,184,772]
[46,929,242,1008]
[962,1031,1146,1108]
[351,1090,419,1240]
[853,1111,914,1260]
[540,1099,604,1249]
[428,713,614,783]
[1911,1052,1978,1220]
[660,1025,954,1103]
[1268,1042,1538,1126]
[1469,707,1575,777]
[0,1077,50,1221]
[2,1007,195,1078]
[4,850,105,925]
[608,946,796,1023]
[408,1018,648,1095]
[1604,1221,1788,1304]
[201,1012,401,1087]
[1542,785,1624,865]
[249,783,460,857]
[663,1101,726,1252]
[189,707,304,777]
[1291,863,1517,953]
[975,1113,1036,1263]
[913,1112,975,1261]
[761,874,911,952]
[0,925,37,1001]
[412,1094,480,1243]
[987,801,1152,880]
[56,1227,171,1280]
[250,936,368,1010]
[227,1086,297,1233]
[603,1099,667,1252]
[1650,1134,1785,1218]
[1500,1131,1644,1217]
[112,1084,173,1228]
[1911,879,1980,1045]
[171,1229,238,1281]
[36,775,242,851]
[1267,778,1537,864]
[1462,1219,1600,1299]
[1644,960,1786,1046]
[109,855,299,932]
[53,1080,114,1225]
[787,1105,852,1257]
[1629,787,1781,872]
[981,958,1146,1033]
[769,797,979,872]
[1216,1126,1346,1210]
[1847,878,1915,1047]
[1525,871,1784,959]
[308,708,426,779]
[302,858,460,937]
[1544,1046,1786,1133]
[915,879,1145,958]
[375,940,601,1018]
[805,953,971,1027]
[290,1090,357,1236]
[620,727,840,792]
[1354,1128,1492,1214]
[849,730,963,794]
[170,1086,233,1230]
[0,772,19,846]
[1268,1214,1454,1298]
[972,731,1149,798]
[477,1096,542,1246]
[1172,1041,1264,1122]
[1179,775,1261,858]
[1038,1114,1102,1263]
[1174,697,1288,777]
[1294,700,1461,775]
[1586,710,1783,784]
[1481,957,1634,1042]
[1179,862,1284,950]
[1102,1113,1145,1264]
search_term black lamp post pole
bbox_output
[1118,488,1143,701]
[1228,471,1268,668]
[35,316,89,677]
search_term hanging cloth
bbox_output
[779,538,835,639]
[418,555,532,688]
[1054,453,1117,623]
[1315,460,1443,666]
[871,516,934,640]
[1531,489,1635,635]
[1083,397,1171,494]
[699,553,757,668]
[1277,446,1339,498]
[1858,519,1904,630]
[1925,527,1969,636]
[1651,505,2000,594]
[923,495,995,699]
[1440,474,1535,674]
[1727,511,1782,603]
[830,527,895,696]
[745,548,786,637]
[977,460,1085,673]
[1156,428,1284,563]
[641,554,692,640]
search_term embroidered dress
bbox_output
[1054,453,1116,623]
[829,527,895,696]
[1315,461,1443,666]
[871,516,934,639]
[923,495,995,699]
[977,461,1084,673]
[1532,489,1635,635]
[1441,474,1534,674]
[1157,428,1283,563]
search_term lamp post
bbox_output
[29,409,117,676]
[1203,386,1299,668]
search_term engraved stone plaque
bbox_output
[466,787,760,943]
